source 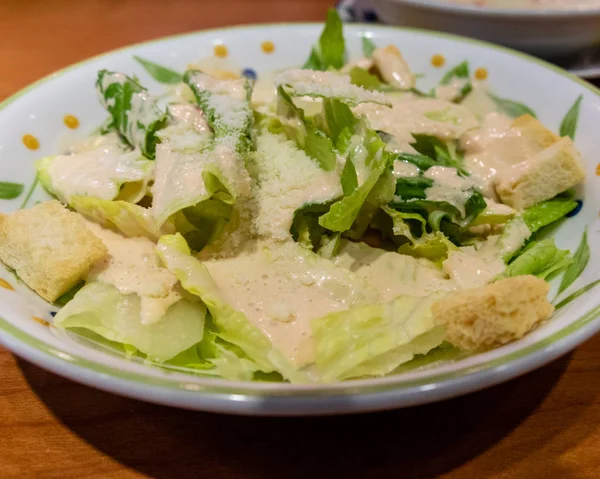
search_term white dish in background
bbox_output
[370,0,600,58]
[0,24,599,415]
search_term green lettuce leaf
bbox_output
[70,196,174,240]
[410,135,468,175]
[522,197,578,233]
[96,71,167,158]
[498,239,573,280]
[318,129,389,232]
[312,292,446,381]
[156,234,305,382]
[133,56,183,84]
[54,282,206,362]
[36,134,154,204]
[302,9,345,70]
[439,61,472,103]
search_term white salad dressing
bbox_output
[84,221,181,325]
[461,112,541,196]
[442,247,505,289]
[334,241,455,300]
[393,160,420,178]
[44,133,152,204]
[168,104,210,133]
[424,166,475,216]
[354,96,479,153]
[203,241,375,366]
[436,77,469,102]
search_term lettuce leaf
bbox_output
[302,9,345,71]
[36,134,154,204]
[156,234,305,382]
[498,239,573,280]
[54,282,206,362]
[318,129,389,232]
[96,71,167,158]
[312,292,446,381]
[522,197,578,233]
[70,196,174,240]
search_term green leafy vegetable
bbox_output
[439,61,472,102]
[55,282,207,362]
[487,92,536,119]
[312,292,446,381]
[559,94,583,140]
[393,153,436,171]
[349,66,382,91]
[96,70,167,158]
[361,35,377,58]
[183,69,253,154]
[157,234,305,382]
[0,181,24,200]
[410,135,468,175]
[558,229,589,295]
[303,9,345,70]
[521,197,578,233]
[498,239,572,280]
[133,56,183,84]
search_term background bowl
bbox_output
[371,0,600,58]
[0,23,598,415]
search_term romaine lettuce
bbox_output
[54,282,206,362]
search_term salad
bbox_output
[0,11,589,383]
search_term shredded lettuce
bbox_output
[54,282,206,362]
[312,292,446,381]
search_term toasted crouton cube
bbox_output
[372,45,415,89]
[0,201,107,302]
[432,275,554,351]
[495,137,586,210]
[512,114,559,150]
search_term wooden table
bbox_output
[1,1,599,477]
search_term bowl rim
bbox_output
[385,0,600,18]
[1,22,599,412]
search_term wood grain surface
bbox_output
[1,1,600,478]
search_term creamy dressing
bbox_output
[354,96,479,153]
[334,241,455,300]
[203,241,375,366]
[442,247,505,289]
[435,78,469,102]
[44,133,152,203]
[393,160,420,178]
[424,166,475,216]
[169,104,209,133]
[84,221,181,325]
[371,45,415,89]
[461,112,546,197]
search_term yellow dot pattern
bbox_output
[596,163,600,176]
[22,134,40,150]
[0,278,14,291]
[431,54,445,68]
[261,41,275,54]
[32,316,50,327]
[213,44,228,58]
[475,67,488,81]
[63,114,79,129]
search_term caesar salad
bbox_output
[0,11,588,383]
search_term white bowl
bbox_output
[0,24,598,415]
[372,0,600,58]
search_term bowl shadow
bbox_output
[16,353,581,478]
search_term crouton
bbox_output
[0,201,107,302]
[495,137,586,210]
[512,114,559,150]
[372,45,415,89]
[432,275,554,351]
